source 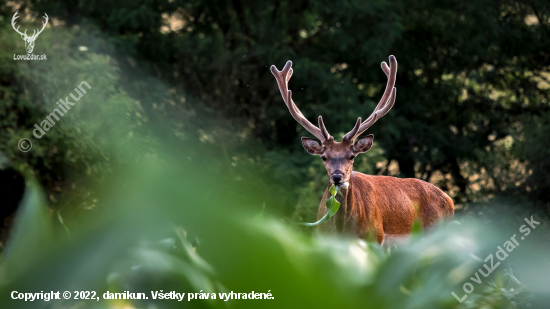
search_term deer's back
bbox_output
[351,172,454,234]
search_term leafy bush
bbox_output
[0,21,150,218]
[1,141,549,309]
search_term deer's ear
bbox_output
[301,137,324,155]
[352,135,374,153]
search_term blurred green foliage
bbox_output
[1,143,549,309]
[0,2,549,307]
[0,20,151,217]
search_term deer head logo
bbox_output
[11,10,49,54]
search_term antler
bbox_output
[343,56,398,143]
[11,10,26,37]
[11,11,49,39]
[30,13,49,39]
[271,61,332,142]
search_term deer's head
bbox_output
[12,11,49,54]
[271,56,397,187]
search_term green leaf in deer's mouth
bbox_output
[301,184,341,226]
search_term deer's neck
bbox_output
[329,178,357,234]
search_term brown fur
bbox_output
[317,172,454,243]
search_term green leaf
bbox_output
[301,185,341,226]
[411,217,423,236]
[300,211,331,226]
[327,196,341,216]
[4,182,52,277]
[57,210,71,238]
[328,184,338,196]
[365,229,377,243]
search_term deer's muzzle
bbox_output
[331,172,344,185]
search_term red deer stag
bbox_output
[270,56,454,244]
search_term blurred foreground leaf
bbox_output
[3,182,52,277]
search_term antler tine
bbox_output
[342,117,362,142]
[345,55,398,142]
[31,13,48,38]
[11,10,25,36]
[359,87,396,130]
[381,61,390,77]
[271,61,328,142]
[318,116,333,141]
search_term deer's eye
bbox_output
[349,155,355,160]
[321,156,327,161]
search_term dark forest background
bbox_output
[1,0,549,237]
[1,2,550,308]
